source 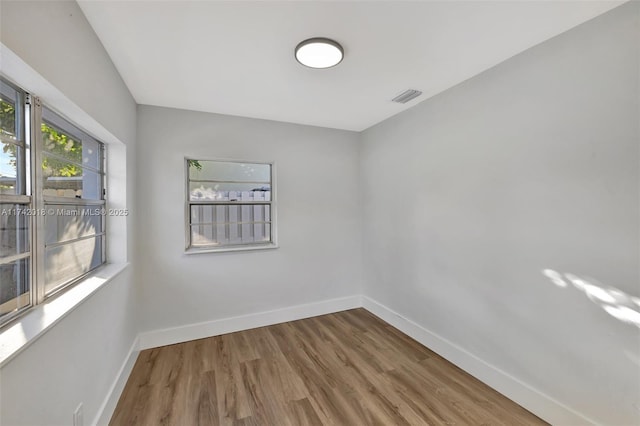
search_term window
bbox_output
[186,159,276,252]
[40,108,106,296]
[0,77,107,327]
[0,79,31,323]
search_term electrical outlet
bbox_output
[73,403,83,426]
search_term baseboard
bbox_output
[138,295,362,350]
[93,336,140,426]
[362,296,598,426]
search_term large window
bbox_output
[0,77,107,326]
[186,159,276,252]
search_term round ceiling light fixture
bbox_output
[295,37,344,69]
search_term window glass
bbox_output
[0,142,19,194]
[40,107,106,296]
[0,258,30,320]
[188,160,270,183]
[191,223,271,246]
[41,121,101,170]
[0,204,30,257]
[187,159,274,250]
[0,79,30,325]
[189,182,271,201]
[44,236,103,295]
[44,205,103,245]
[0,81,18,141]
[41,154,102,199]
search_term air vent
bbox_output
[392,89,422,104]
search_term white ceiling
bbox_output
[78,0,624,131]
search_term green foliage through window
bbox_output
[41,122,82,178]
[1,97,17,190]
[0,97,16,137]
[188,159,202,170]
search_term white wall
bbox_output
[136,105,362,335]
[361,3,639,425]
[0,1,135,145]
[0,1,138,425]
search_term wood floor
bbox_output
[111,309,546,425]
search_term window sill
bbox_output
[0,262,129,368]
[185,243,279,255]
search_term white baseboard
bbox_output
[93,336,140,426]
[361,296,597,426]
[138,295,362,350]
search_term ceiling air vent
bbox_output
[392,89,422,104]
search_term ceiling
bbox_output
[78,0,624,132]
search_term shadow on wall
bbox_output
[542,269,640,328]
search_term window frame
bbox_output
[0,76,108,328]
[184,157,278,254]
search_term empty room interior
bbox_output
[0,0,638,425]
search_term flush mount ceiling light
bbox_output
[295,38,344,69]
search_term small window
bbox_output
[186,159,276,252]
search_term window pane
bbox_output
[0,141,20,194]
[0,86,17,141]
[44,204,103,245]
[0,204,30,257]
[191,223,271,246]
[42,154,102,199]
[41,121,101,171]
[191,204,271,224]
[189,183,271,201]
[44,236,103,295]
[0,257,30,319]
[190,204,272,246]
[188,160,270,183]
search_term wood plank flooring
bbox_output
[111,309,546,425]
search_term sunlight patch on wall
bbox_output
[543,269,640,328]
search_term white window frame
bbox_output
[185,157,278,254]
